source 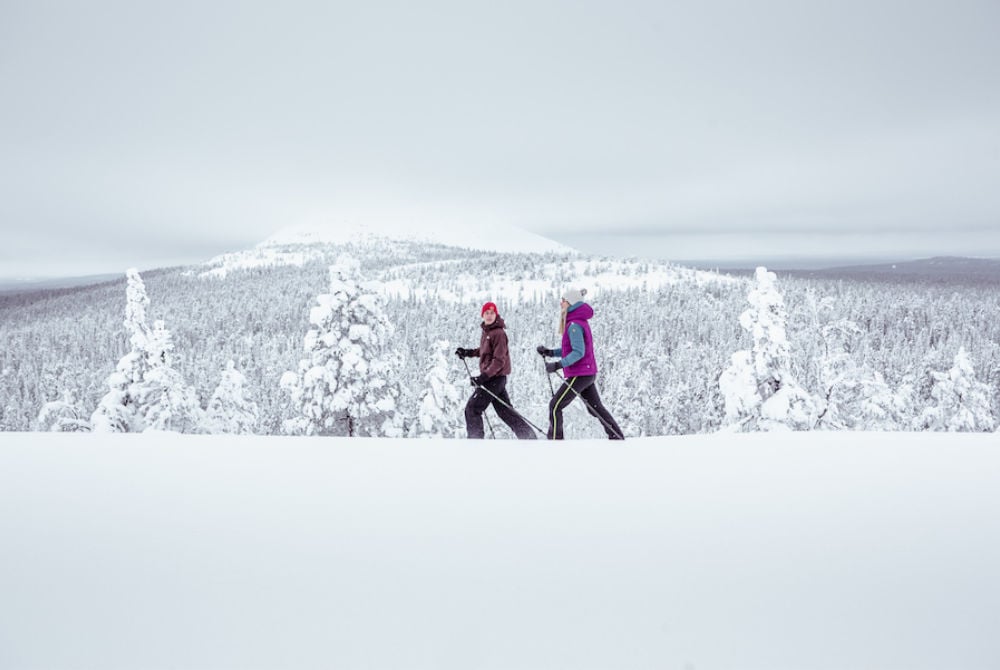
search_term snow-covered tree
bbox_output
[410,340,464,438]
[91,270,203,433]
[720,267,816,431]
[282,255,403,437]
[916,347,995,432]
[205,361,260,434]
[814,330,860,429]
[812,318,896,430]
[134,320,204,432]
[846,373,907,430]
[91,269,153,432]
[36,390,90,432]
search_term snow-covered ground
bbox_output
[2,432,998,670]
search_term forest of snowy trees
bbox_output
[2,243,998,437]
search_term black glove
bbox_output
[536,345,554,357]
[470,374,491,387]
[545,361,563,374]
[454,347,475,359]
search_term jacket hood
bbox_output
[482,315,506,331]
[566,302,594,322]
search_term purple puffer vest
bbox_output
[561,303,598,378]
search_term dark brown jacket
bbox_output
[473,316,512,378]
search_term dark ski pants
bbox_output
[465,375,537,439]
[547,374,624,440]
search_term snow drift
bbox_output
[1,431,998,669]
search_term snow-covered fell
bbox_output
[197,215,734,303]
[201,215,575,278]
[263,215,573,253]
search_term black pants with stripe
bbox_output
[547,374,624,440]
[465,375,537,439]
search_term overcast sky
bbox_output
[2,0,998,277]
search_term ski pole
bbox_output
[539,350,555,395]
[461,357,495,438]
[463,359,546,436]
[474,384,546,436]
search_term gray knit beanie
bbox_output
[562,287,588,305]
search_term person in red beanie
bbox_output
[454,302,536,439]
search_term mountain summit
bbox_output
[262,215,574,254]
[202,215,576,277]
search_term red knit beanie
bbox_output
[481,301,499,317]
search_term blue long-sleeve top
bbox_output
[555,321,586,367]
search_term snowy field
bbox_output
[2,432,998,670]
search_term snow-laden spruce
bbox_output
[281,255,403,437]
[720,267,816,431]
[411,339,465,438]
[916,346,995,431]
[90,268,157,432]
[91,270,204,432]
[88,269,228,434]
[813,318,904,430]
[205,361,260,434]
[35,390,90,432]
[134,320,204,432]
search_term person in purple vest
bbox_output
[536,288,624,440]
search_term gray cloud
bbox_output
[2,0,999,276]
